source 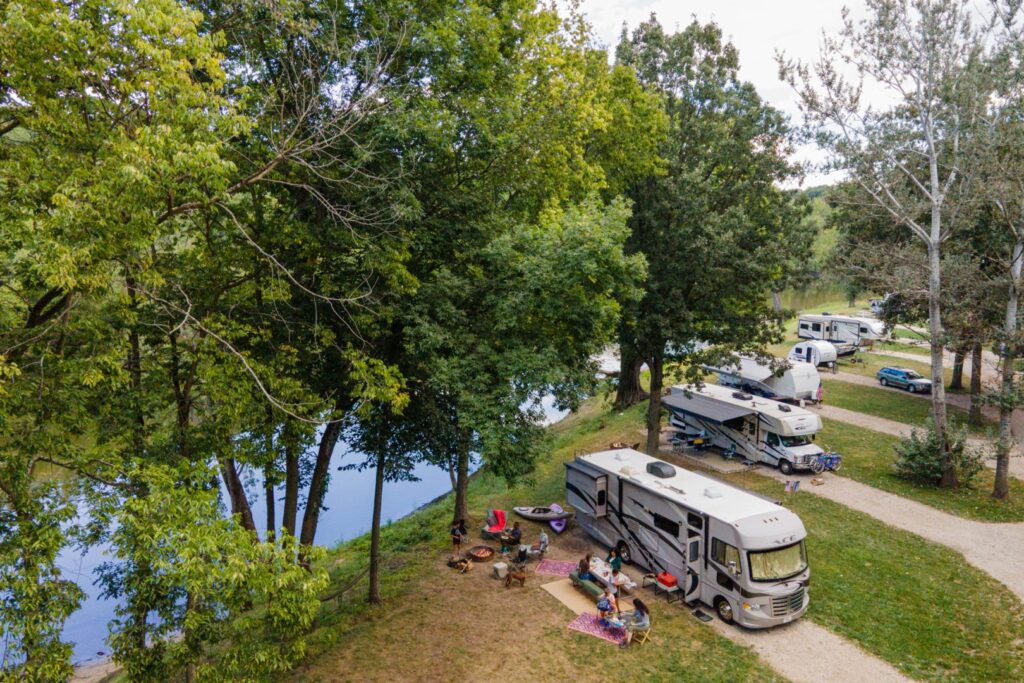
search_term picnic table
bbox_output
[589,557,637,593]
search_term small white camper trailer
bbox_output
[566,448,810,627]
[664,384,824,474]
[788,340,837,368]
[704,356,821,402]
[796,314,885,354]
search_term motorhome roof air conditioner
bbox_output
[732,391,753,400]
[646,461,676,478]
[777,404,792,412]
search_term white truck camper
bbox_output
[704,356,821,402]
[788,340,838,369]
[565,449,810,627]
[796,314,885,355]
[664,384,824,474]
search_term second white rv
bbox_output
[566,449,810,628]
[788,340,838,368]
[664,383,824,474]
[704,356,821,402]
[797,314,885,354]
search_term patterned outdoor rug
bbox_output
[567,612,627,645]
[534,559,576,577]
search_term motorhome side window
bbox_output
[811,322,821,332]
[597,489,606,506]
[687,512,703,529]
[653,512,680,537]
[766,432,780,447]
[711,538,740,572]
[799,322,809,330]
[860,326,868,334]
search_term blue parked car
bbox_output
[876,366,932,393]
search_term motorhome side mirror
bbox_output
[727,560,740,576]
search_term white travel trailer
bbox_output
[705,356,821,402]
[797,314,886,355]
[788,340,837,368]
[664,384,824,474]
[566,449,810,627]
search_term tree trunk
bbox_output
[771,291,783,312]
[926,238,954,487]
[645,347,664,456]
[968,342,984,427]
[615,341,648,409]
[184,591,196,683]
[994,236,1022,500]
[368,449,386,605]
[299,420,343,560]
[950,349,965,391]
[264,465,276,544]
[220,457,257,533]
[282,440,299,539]
[453,437,470,524]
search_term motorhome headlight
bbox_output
[741,601,763,612]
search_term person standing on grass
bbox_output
[450,519,463,553]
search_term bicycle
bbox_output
[810,450,843,474]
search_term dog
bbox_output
[505,567,527,588]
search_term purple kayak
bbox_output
[549,503,569,534]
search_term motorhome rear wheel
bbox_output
[616,540,632,564]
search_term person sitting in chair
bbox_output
[620,599,651,648]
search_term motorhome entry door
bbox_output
[684,515,704,602]
[594,475,607,517]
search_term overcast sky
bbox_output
[581,0,864,186]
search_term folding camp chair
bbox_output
[631,627,651,647]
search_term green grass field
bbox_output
[818,419,1024,522]
[822,379,991,434]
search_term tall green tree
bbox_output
[614,16,810,454]
[781,0,997,487]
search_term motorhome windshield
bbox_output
[748,542,807,581]
[780,435,812,447]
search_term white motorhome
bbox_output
[797,314,886,355]
[566,449,810,627]
[664,384,824,474]
[788,340,837,368]
[704,356,821,402]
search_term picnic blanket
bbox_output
[534,559,576,577]
[567,612,627,645]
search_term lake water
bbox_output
[60,399,570,665]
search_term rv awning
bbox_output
[663,390,755,424]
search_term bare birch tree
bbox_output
[780,0,995,486]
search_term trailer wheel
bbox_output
[715,596,735,624]
[779,459,794,476]
[616,540,633,565]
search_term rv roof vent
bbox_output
[732,391,753,400]
[646,461,676,479]
[704,487,723,499]
[619,466,636,476]
[614,450,630,461]
[777,403,792,412]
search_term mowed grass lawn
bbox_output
[729,473,1024,683]
[822,379,992,434]
[818,419,1024,522]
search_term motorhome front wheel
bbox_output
[779,460,793,475]
[715,596,735,624]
